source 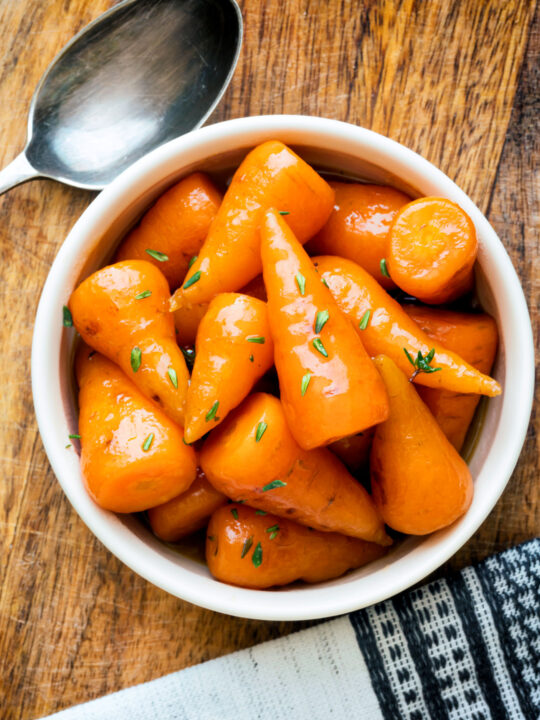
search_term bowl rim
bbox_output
[31,115,535,621]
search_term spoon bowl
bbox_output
[0,0,242,194]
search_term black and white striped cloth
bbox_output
[42,539,540,720]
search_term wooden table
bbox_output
[1,1,537,717]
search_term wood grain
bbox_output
[0,1,537,717]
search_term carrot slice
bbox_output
[206,504,386,589]
[306,182,411,289]
[261,209,389,449]
[75,346,196,513]
[387,197,477,303]
[370,355,473,535]
[170,140,334,308]
[314,255,501,397]
[116,172,222,290]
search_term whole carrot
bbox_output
[200,393,390,545]
[306,182,411,289]
[184,293,274,443]
[403,305,498,450]
[370,355,473,535]
[148,468,226,542]
[206,504,387,589]
[116,172,222,290]
[69,260,190,425]
[261,209,389,449]
[170,140,334,308]
[387,197,477,303]
[314,255,501,397]
[76,346,196,513]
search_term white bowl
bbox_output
[32,116,534,621]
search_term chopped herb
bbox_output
[62,305,73,327]
[247,336,265,344]
[403,347,442,381]
[255,510,267,515]
[131,346,142,372]
[135,290,152,300]
[188,255,198,269]
[380,258,390,278]
[68,434,81,439]
[241,536,253,558]
[301,372,311,396]
[262,479,287,492]
[312,338,328,357]
[249,354,254,362]
[146,249,169,262]
[321,277,330,288]
[181,346,195,370]
[142,433,154,451]
[231,508,239,520]
[183,270,202,289]
[279,210,290,215]
[206,400,219,422]
[359,309,371,330]
[295,272,306,296]
[167,367,178,388]
[252,542,263,567]
[266,524,279,537]
[237,500,245,504]
[315,309,329,334]
[269,530,279,540]
[65,444,71,449]
[255,421,267,442]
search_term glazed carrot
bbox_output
[116,172,222,290]
[261,209,389,449]
[69,260,190,426]
[306,182,411,290]
[329,428,375,475]
[206,504,387,589]
[370,355,473,535]
[75,346,197,513]
[314,255,501,397]
[387,197,477,303]
[403,305,498,450]
[200,393,390,545]
[148,468,226,542]
[184,293,274,443]
[170,140,334,308]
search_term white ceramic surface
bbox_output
[32,116,534,621]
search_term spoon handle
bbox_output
[0,152,41,196]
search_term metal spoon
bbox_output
[0,0,242,195]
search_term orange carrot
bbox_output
[387,197,477,303]
[314,255,501,397]
[184,293,274,443]
[75,346,196,513]
[370,355,473,534]
[116,172,222,290]
[206,504,387,589]
[200,393,390,545]
[261,209,389,449]
[403,305,498,450]
[69,260,190,426]
[329,428,375,475]
[306,182,411,289]
[170,140,334,308]
[148,468,226,542]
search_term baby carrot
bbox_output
[200,393,390,545]
[75,346,197,513]
[184,293,274,443]
[370,355,473,534]
[314,255,501,397]
[206,504,387,589]
[170,140,334,308]
[403,305,498,450]
[116,172,222,290]
[148,468,226,542]
[387,197,477,304]
[69,260,190,426]
[306,182,411,289]
[261,209,389,449]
